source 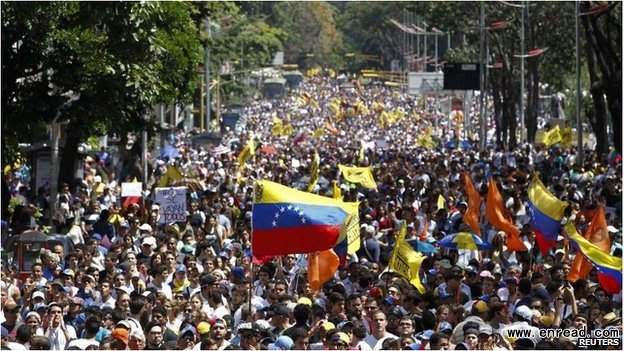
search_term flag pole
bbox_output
[248,261,253,320]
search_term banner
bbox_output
[121,182,142,197]
[155,187,187,224]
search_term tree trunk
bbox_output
[58,132,81,188]
[526,57,539,145]
[582,13,610,158]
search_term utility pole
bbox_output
[479,1,486,151]
[204,18,211,133]
[576,1,583,166]
[519,0,525,143]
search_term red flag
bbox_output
[308,249,339,292]
[461,172,482,235]
[485,178,526,251]
[568,206,611,282]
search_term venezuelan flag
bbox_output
[527,176,568,256]
[564,222,622,294]
[251,180,358,257]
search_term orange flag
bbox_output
[307,249,339,291]
[485,178,526,251]
[568,206,611,282]
[461,172,482,235]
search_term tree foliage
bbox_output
[2,1,203,180]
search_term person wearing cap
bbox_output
[330,331,350,350]
[501,305,540,347]
[170,264,190,294]
[201,318,228,350]
[137,236,157,263]
[268,303,291,336]
[110,327,129,350]
[238,322,262,350]
[75,273,100,306]
[177,324,197,350]
[477,324,498,350]
[461,328,479,350]
[24,310,44,336]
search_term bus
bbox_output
[283,70,304,90]
[262,78,287,99]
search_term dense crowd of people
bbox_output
[1,71,622,350]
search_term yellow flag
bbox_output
[271,123,283,136]
[338,165,377,189]
[358,145,365,165]
[559,127,573,147]
[237,139,255,166]
[341,211,361,254]
[389,221,427,293]
[281,124,294,136]
[307,151,319,193]
[332,181,341,200]
[157,165,184,188]
[543,125,562,147]
[437,194,446,210]
[312,127,325,139]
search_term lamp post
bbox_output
[520,0,525,143]
[576,1,582,166]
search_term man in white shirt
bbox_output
[147,264,173,300]
[363,310,397,349]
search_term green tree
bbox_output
[273,2,344,68]
[2,2,203,184]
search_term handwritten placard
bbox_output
[155,187,187,223]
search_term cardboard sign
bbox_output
[121,182,143,197]
[155,187,187,223]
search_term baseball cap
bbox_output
[116,321,131,330]
[478,324,493,335]
[272,304,290,317]
[232,266,245,279]
[61,269,75,278]
[112,328,129,345]
[322,321,336,332]
[332,332,350,345]
[176,265,187,274]
[180,325,197,338]
[473,300,488,313]
[92,233,103,241]
[479,270,494,279]
[138,223,152,232]
[211,318,227,329]
[25,311,41,323]
[297,297,312,307]
[33,302,47,311]
[515,305,533,321]
[32,291,45,300]
[269,335,294,350]
[197,322,211,335]
[439,321,453,333]
[141,236,156,247]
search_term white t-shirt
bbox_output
[363,332,398,349]
[66,338,99,350]
[148,281,173,300]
